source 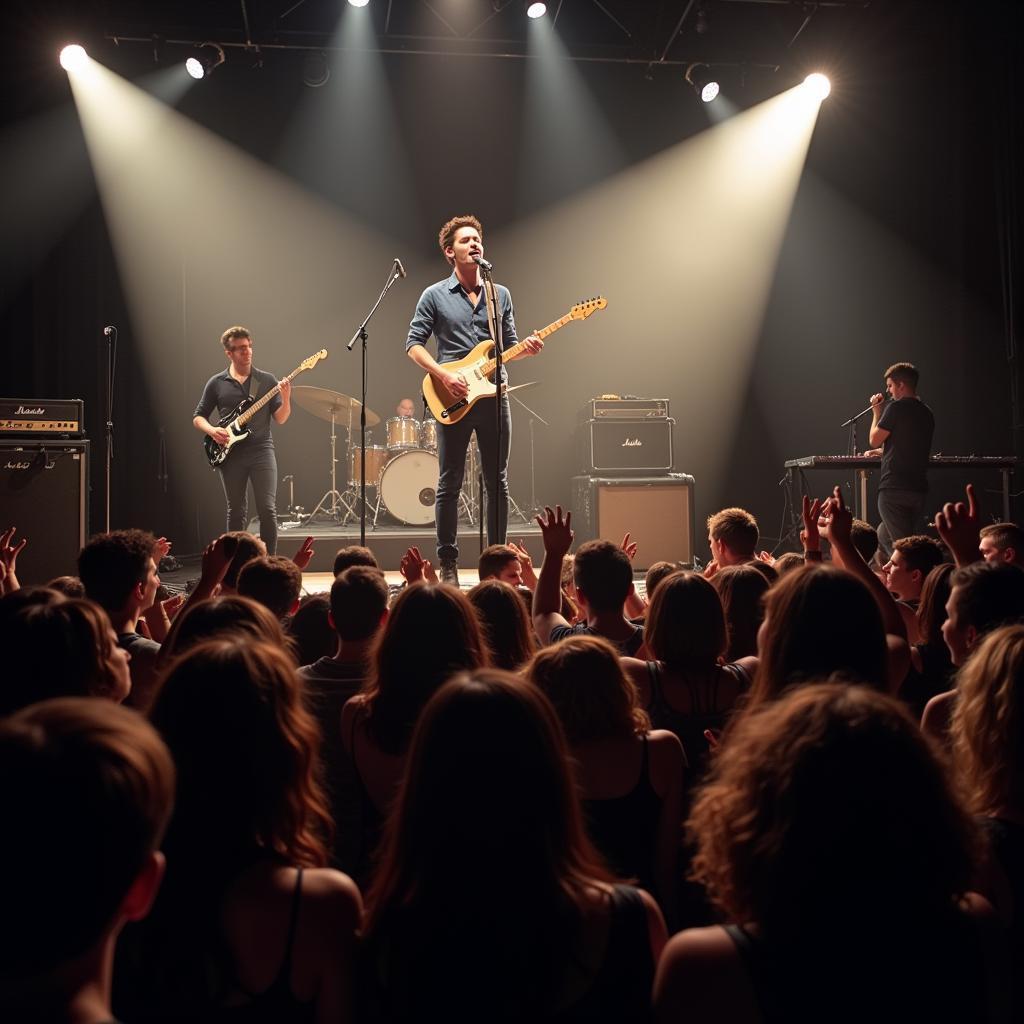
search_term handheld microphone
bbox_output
[472,254,493,272]
[393,258,407,279]
[103,325,115,336]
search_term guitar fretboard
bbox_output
[236,367,302,427]
[480,312,574,378]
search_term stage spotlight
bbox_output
[685,63,720,103]
[347,0,370,7]
[803,72,831,100]
[59,44,89,72]
[526,2,548,16]
[185,43,225,80]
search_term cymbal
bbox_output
[291,386,380,427]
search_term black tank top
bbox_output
[581,735,662,895]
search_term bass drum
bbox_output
[378,449,439,526]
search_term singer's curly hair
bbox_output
[220,325,252,351]
[438,215,483,266]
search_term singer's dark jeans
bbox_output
[218,442,278,554]
[877,487,927,561]
[435,396,511,564]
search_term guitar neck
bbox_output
[236,365,303,426]
[480,311,575,377]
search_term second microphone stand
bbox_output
[478,259,506,546]
[347,260,404,547]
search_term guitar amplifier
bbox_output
[0,397,85,437]
[583,397,670,420]
[0,442,89,583]
[572,474,696,569]
[579,418,674,474]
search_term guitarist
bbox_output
[406,215,543,585]
[193,326,291,554]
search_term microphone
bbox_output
[103,325,115,336]
[393,258,407,279]
[472,254,493,271]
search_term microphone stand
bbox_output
[478,258,505,545]
[509,390,548,519]
[840,402,876,456]
[103,325,117,532]
[347,260,404,547]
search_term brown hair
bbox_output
[330,566,389,642]
[438,214,483,265]
[573,539,633,612]
[478,544,520,581]
[979,521,1024,555]
[361,583,489,755]
[467,579,537,671]
[332,544,379,575]
[883,361,919,388]
[220,325,252,351]
[689,683,976,937]
[707,507,758,559]
[160,594,289,664]
[237,555,303,619]
[0,698,174,976]
[362,670,614,1015]
[712,564,770,662]
[221,531,266,589]
[950,624,1024,816]
[78,528,157,612]
[644,561,678,603]
[891,535,947,577]
[750,564,888,707]
[528,634,649,743]
[916,562,955,646]
[0,598,128,714]
[645,571,727,671]
[850,519,879,564]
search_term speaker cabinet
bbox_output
[572,474,696,570]
[579,418,674,474]
[0,442,89,584]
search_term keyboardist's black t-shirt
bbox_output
[878,396,934,493]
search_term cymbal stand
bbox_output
[459,437,479,525]
[509,390,548,521]
[304,408,358,524]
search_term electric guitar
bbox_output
[203,349,328,467]
[422,297,607,425]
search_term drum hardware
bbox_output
[279,474,305,528]
[291,386,380,524]
[385,416,420,451]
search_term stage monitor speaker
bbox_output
[572,473,695,570]
[0,442,88,584]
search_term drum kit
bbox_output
[291,386,480,527]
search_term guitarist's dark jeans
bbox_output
[218,442,278,554]
[435,395,511,564]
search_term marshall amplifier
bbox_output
[583,397,670,420]
[572,474,696,569]
[579,417,674,474]
[0,441,89,583]
[0,397,85,437]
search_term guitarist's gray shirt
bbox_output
[194,367,282,446]
[406,270,518,381]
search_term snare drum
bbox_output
[385,416,420,451]
[348,445,388,488]
[377,449,439,526]
[419,419,438,452]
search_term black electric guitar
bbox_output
[203,349,328,467]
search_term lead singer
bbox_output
[406,215,543,585]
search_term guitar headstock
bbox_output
[301,349,328,371]
[570,296,608,320]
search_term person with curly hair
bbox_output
[361,670,666,1021]
[950,624,1024,1013]
[654,683,1007,1023]
[115,639,361,1023]
[404,214,543,584]
[528,635,684,918]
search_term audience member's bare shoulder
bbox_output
[654,925,758,1024]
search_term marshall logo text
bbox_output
[621,438,643,447]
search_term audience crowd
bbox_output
[1,479,1022,1022]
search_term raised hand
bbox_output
[293,536,315,571]
[509,541,538,589]
[199,534,235,587]
[818,486,852,547]
[934,483,982,567]
[400,545,435,584]
[536,506,574,558]
[801,496,824,552]
[0,527,27,592]
[153,536,173,561]
[620,532,638,562]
